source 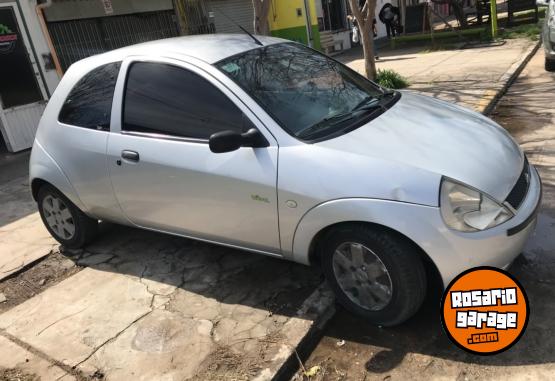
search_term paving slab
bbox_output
[0,335,74,380]
[0,177,57,281]
[0,266,153,367]
[0,225,332,380]
[340,38,537,113]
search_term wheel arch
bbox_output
[29,141,87,211]
[308,220,444,289]
[31,178,49,201]
[291,198,445,289]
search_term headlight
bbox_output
[440,178,514,232]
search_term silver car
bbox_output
[538,0,555,70]
[30,35,541,326]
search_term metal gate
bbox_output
[174,0,254,36]
[47,11,179,71]
[175,0,215,35]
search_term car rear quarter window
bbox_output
[58,62,121,131]
[122,62,243,140]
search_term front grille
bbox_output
[505,156,530,210]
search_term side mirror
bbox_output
[209,128,269,153]
[537,0,549,6]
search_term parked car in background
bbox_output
[30,35,541,326]
[538,0,555,70]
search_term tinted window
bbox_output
[217,43,391,141]
[59,62,121,130]
[123,62,244,140]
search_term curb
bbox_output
[253,283,335,381]
[482,40,541,116]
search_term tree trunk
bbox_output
[253,0,271,35]
[348,0,378,80]
[359,21,377,80]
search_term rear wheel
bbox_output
[320,224,427,326]
[546,57,555,72]
[37,185,98,249]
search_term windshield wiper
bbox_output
[297,112,356,139]
[352,96,379,111]
[352,90,396,112]
[297,104,383,140]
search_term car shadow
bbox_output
[60,222,324,320]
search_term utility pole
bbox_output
[303,0,314,47]
[490,0,498,38]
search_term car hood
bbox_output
[318,91,524,202]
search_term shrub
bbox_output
[375,69,409,89]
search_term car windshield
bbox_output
[216,43,394,141]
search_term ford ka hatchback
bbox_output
[30,35,542,326]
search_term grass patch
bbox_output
[500,19,543,40]
[390,10,544,48]
[392,27,487,45]
[376,69,409,89]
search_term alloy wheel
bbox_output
[332,242,393,311]
[42,194,75,240]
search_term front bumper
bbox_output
[426,165,542,288]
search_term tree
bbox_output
[348,0,378,80]
[252,0,271,35]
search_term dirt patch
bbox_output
[191,331,286,381]
[0,367,40,381]
[0,250,82,314]
[190,345,262,381]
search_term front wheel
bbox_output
[546,57,555,72]
[37,185,98,249]
[320,224,427,326]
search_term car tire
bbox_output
[320,224,427,326]
[37,184,98,249]
[546,58,555,72]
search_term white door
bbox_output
[0,3,48,152]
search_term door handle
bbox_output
[121,150,140,162]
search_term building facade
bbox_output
[0,0,387,153]
[0,0,181,153]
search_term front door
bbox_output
[107,59,281,253]
[0,4,47,152]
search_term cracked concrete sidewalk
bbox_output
[0,177,58,281]
[0,223,334,380]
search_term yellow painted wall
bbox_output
[268,0,318,30]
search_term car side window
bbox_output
[122,62,244,140]
[58,62,121,131]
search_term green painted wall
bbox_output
[270,25,321,51]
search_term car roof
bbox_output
[87,34,287,65]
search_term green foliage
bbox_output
[375,69,409,89]
[500,21,543,41]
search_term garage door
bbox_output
[209,0,254,34]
